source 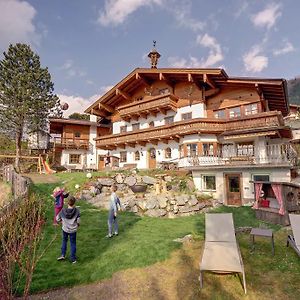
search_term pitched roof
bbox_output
[85,67,289,116]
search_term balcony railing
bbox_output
[96,111,284,149]
[51,137,91,150]
[178,144,297,168]
[118,93,178,120]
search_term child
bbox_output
[107,185,121,238]
[56,196,80,263]
[52,187,69,225]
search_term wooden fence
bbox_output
[2,165,29,199]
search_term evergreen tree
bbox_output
[68,112,90,120]
[0,43,60,170]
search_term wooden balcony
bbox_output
[178,144,297,168]
[51,137,91,150]
[96,111,284,150]
[118,93,178,121]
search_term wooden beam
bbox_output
[148,139,158,145]
[203,74,216,89]
[91,108,110,119]
[125,142,136,148]
[132,115,139,121]
[159,73,174,90]
[170,136,179,143]
[140,112,148,119]
[149,110,157,117]
[116,88,131,100]
[99,103,114,113]
[136,73,152,87]
[138,141,146,146]
[204,88,220,98]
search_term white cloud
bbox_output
[243,45,268,73]
[98,0,164,26]
[168,56,201,68]
[60,59,86,78]
[251,3,282,29]
[273,41,295,56]
[0,0,39,51]
[234,1,249,18]
[196,33,224,67]
[59,85,114,117]
[168,2,205,32]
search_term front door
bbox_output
[148,148,156,169]
[98,155,105,170]
[225,173,242,206]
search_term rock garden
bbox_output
[78,171,221,217]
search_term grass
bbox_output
[24,173,300,298]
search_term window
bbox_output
[182,112,192,120]
[187,143,197,157]
[132,123,140,131]
[74,132,81,138]
[202,175,216,190]
[120,151,127,162]
[203,143,214,156]
[237,143,254,156]
[165,147,172,159]
[149,121,154,128]
[69,154,81,164]
[164,116,174,125]
[120,125,127,133]
[214,110,226,119]
[253,174,270,182]
[229,107,241,118]
[159,88,169,95]
[179,145,184,158]
[245,103,258,115]
[134,151,140,161]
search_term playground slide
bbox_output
[42,159,56,174]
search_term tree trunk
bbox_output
[15,131,22,172]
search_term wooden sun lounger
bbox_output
[287,214,300,257]
[199,213,247,294]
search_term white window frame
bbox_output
[201,174,216,191]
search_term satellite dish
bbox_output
[61,102,69,110]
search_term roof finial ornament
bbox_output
[148,41,161,69]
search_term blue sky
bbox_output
[0,0,299,116]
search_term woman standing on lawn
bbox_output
[52,187,69,225]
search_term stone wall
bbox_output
[79,173,219,218]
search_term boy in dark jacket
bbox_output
[56,196,80,263]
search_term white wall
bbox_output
[192,167,291,204]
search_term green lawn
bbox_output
[26,173,300,298]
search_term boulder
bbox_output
[81,190,93,201]
[98,177,115,186]
[145,209,167,217]
[116,184,127,191]
[137,200,147,210]
[188,196,198,206]
[157,196,168,208]
[123,196,136,208]
[115,173,125,184]
[173,234,193,243]
[131,205,138,213]
[145,198,158,210]
[173,204,179,214]
[124,175,137,187]
[179,205,193,213]
[175,195,187,206]
[186,179,195,191]
[142,176,157,185]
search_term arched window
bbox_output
[165,147,172,159]
[135,151,140,161]
[149,121,154,128]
